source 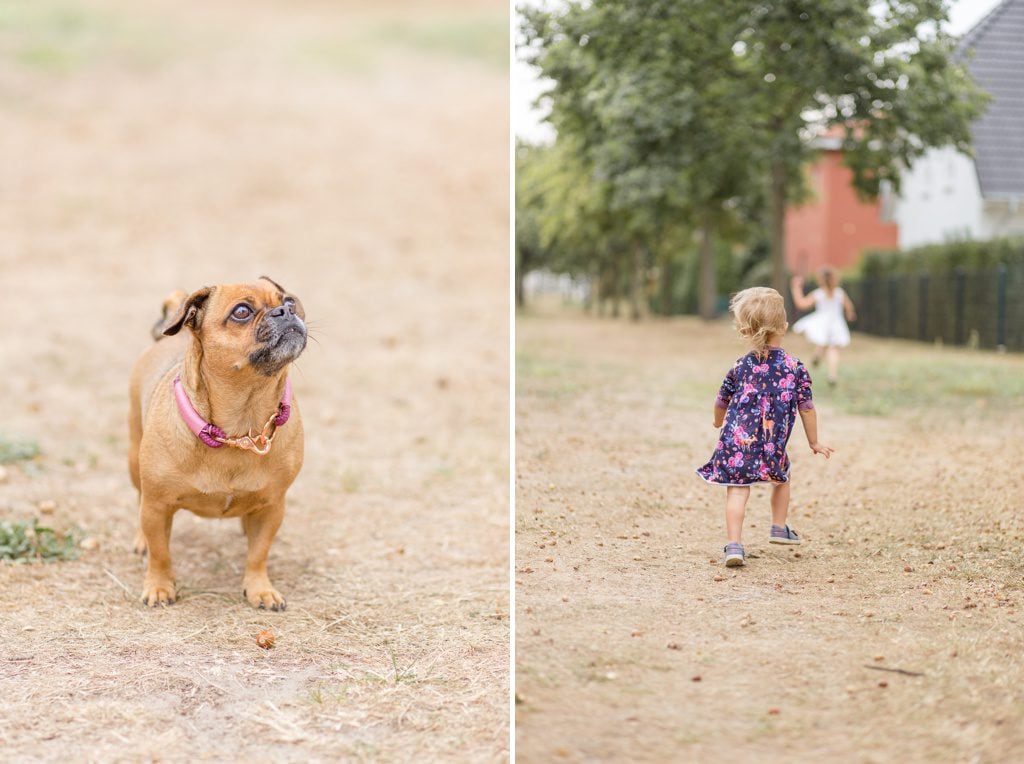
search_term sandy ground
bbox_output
[0,1,508,761]
[515,306,1024,762]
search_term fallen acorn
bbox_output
[256,630,276,649]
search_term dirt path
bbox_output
[515,307,1024,762]
[0,1,508,761]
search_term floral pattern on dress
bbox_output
[696,348,813,486]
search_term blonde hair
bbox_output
[730,287,788,352]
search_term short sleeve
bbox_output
[796,362,814,411]
[715,363,739,409]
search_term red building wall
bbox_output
[785,149,898,276]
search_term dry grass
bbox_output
[515,303,1024,762]
[0,0,508,760]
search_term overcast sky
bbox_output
[513,0,1005,142]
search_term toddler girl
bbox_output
[696,287,834,567]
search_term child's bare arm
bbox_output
[712,365,737,428]
[798,407,835,458]
[790,276,816,311]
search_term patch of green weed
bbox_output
[516,352,583,398]
[0,519,79,562]
[0,0,171,73]
[299,14,507,73]
[0,434,40,464]
[341,469,361,494]
[374,16,507,68]
[826,352,1024,417]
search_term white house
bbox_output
[894,0,1024,248]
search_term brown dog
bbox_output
[128,277,306,609]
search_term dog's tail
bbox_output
[150,289,188,341]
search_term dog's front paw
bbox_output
[141,578,176,606]
[243,582,286,611]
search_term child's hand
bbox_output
[809,442,835,459]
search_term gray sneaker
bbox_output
[723,542,745,567]
[770,524,801,545]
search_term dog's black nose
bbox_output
[268,303,295,319]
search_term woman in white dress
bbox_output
[789,268,857,386]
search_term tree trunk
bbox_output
[514,254,527,309]
[584,262,598,313]
[629,243,645,321]
[657,248,673,316]
[698,221,716,320]
[609,259,621,318]
[769,159,788,295]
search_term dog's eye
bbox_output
[230,304,253,321]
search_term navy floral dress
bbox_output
[696,348,814,486]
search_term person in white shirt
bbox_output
[789,267,857,386]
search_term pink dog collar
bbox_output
[173,375,292,453]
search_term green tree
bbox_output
[519,0,986,313]
[515,137,615,309]
[515,142,549,308]
[732,0,988,291]
[522,0,763,319]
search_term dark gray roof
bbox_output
[957,0,1024,197]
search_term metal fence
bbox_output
[844,264,1024,352]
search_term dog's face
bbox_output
[164,276,307,376]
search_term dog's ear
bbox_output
[163,286,213,336]
[258,275,287,294]
[151,289,188,341]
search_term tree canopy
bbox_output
[518,0,988,314]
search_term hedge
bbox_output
[857,236,1024,278]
